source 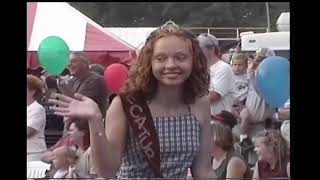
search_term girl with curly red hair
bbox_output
[49,21,216,179]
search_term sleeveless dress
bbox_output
[213,150,252,179]
[118,113,201,178]
[258,159,288,179]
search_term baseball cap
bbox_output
[211,110,237,129]
[197,33,219,48]
[255,48,275,58]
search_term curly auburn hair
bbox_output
[123,21,210,104]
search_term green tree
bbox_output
[69,2,289,31]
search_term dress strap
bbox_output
[187,105,192,115]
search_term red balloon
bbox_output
[104,63,128,93]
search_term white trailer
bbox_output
[240,12,290,59]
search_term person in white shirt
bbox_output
[27,75,47,161]
[231,53,249,113]
[197,33,235,115]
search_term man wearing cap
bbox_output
[211,110,238,130]
[237,48,276,141]
[197,33,235,115]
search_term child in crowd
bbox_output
[231,53,249,119]
[51,146,79,179]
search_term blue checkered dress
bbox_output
[118,114,201,178]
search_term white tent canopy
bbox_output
[104,28,157,50]
[27,2,136,69]
[28,2,86,51]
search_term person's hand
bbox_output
[231,107,241,122]
[40,70,49,79]
[69,165,77,172]
[49,93,102,121]
[247,60,258,73]
[278,108,290,120]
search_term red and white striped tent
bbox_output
[27,2,137,71]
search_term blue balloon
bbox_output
[256,56,290,108]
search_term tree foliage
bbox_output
[69,2,289,31]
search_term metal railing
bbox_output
[183,27,268,41]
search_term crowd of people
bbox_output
[27,21,290,179]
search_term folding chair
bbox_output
[27,161,51,179]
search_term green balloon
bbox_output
[38,36,70,75]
